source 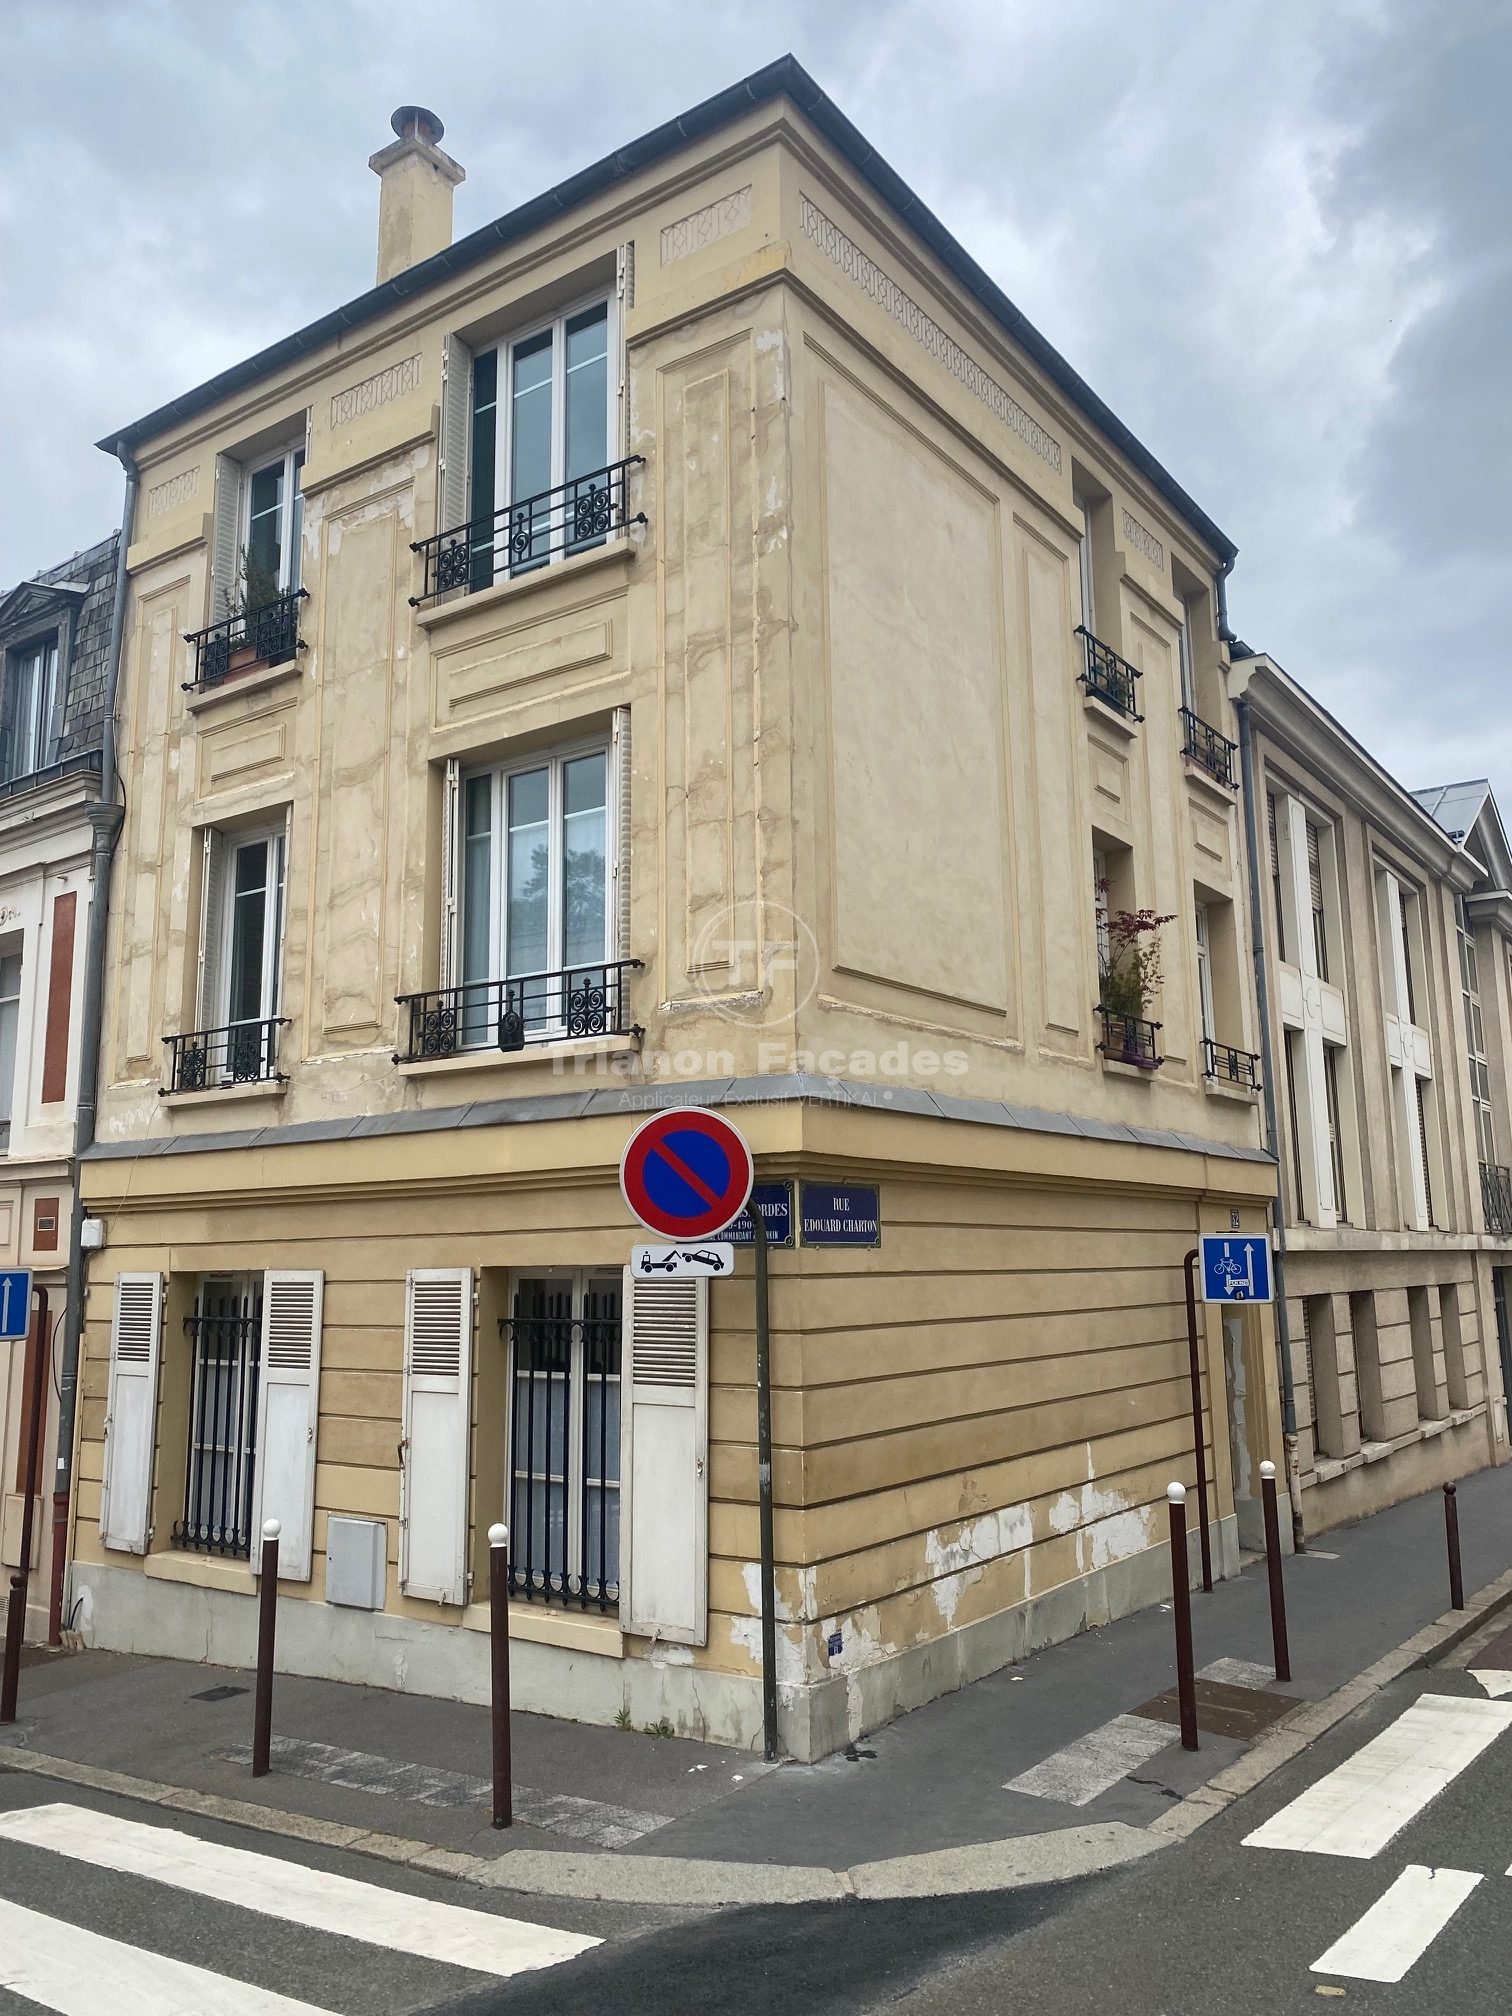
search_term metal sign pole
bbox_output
[1182,1251,1214,1595]
[1,1287,46,1725]
[748,1199,777,1763]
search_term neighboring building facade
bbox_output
[1234,657,1509,1526]
[69,65,1285,1758]
[0,534,116,1637]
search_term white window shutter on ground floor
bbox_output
[400,1268,473,1605]
[251,1271,323,1581]
[620,1270,708,1645]
[100,1274,164,1555]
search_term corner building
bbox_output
[74,63,1285,1758]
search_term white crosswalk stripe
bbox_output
[0,1801,599,1979]
[0,1892,331,2014]
[1243,1692,1512,1859]
[1311,1864,1483,1983]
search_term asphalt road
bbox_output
[1,1662,1507,2014]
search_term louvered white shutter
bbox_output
[615,242,635,457]
[620,1270,708,1645]
[400,1268,473,1605]
[439,756,460,987]
[100,1273,163,1555]
[197,828,226,1030]
[611,708,631,959]
[438,336,471,538]
[211,454,242,618]
[251,1271,323,1582]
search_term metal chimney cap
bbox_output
[391,105,444,146]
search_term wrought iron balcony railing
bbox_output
[1076,626,1143,721]
[499,1311,621,1612]
[182,589,307,692]
[409,456,646,607]
[1203,1036,1262,1091]
[162,1017,289,1095]
[1481,1161,1512,1239]
[1097,1005,1163,1070]
[394,959,643,1063]
[1180,707,1237,789]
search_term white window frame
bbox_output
[479,289,617,523]
[504,1267,623,1606]
[0,942,22,1144]
[460,737,614,1014]
[3,635,59,782]
[217,825,286,1032]
[1075,493,1096,633]
[1194,903,1216,1045]
[240,442,306,597]
[1177,602,1197,716]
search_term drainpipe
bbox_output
[47,443,134,1643]
[1235,694,1304,1549]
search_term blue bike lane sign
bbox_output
[1199,1235,1273,1304]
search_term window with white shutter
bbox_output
[612,707,631,960]
[210,455,241,619]
[400,1268,473,1605]
[439,756,460,989]
[100,1273,164,1555]
[251,1271,324,1582]
[619,1270,707,1645]
[439,333,472,538]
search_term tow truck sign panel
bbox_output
[631,1244,735,1280]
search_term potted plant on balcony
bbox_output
[226,547,282,678]
[1097,889,1173,1068]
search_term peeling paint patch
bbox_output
[924,1504,1033,1629]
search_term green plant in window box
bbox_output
[224,545,284,678]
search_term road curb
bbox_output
[4,1563,1510,1906]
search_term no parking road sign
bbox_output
[620,1107,754,1241]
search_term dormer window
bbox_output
[0,638,59,784]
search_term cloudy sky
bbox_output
[2,0,1507,802]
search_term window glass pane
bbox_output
[506,769,550,977]
[564,305,608,482]
[227,840,269,1025]
[460,774,494,1044]
[562,753,607,969]
[246,464,284,604]
[288,451,305,594]
[510,1278,572,1590]
[0,958,18,1128]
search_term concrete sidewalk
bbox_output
[4,1465,1510,1902]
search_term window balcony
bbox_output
[1203,1036,1262,1091]
[394,960,642,1063]
[1481,1161,1512,1238]
[1097,1005,1163,1071]
[1180,707,1237,790]
[409,457,645,608]
[162,1017,289,1095]
[1076,626,1143,721]
[182,590,307,693]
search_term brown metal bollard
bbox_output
[489,1523,513,1829]
[1259,1460,1291,1682]
[1444,1482,1465,1611]
[1,1291,47,1726]
[1167,1482,1199,1752]
[251,1519,280,1778]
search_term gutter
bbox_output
[1235,696,1304,1548]
[48,444,134,1643]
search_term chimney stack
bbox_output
[368,106,465,285]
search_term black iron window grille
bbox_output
[1097,1005,1163,1070]
[182,589,307,692]
[409,457,645,607]
[1180,707,1237,789]
[162,1017,289,1094]
[501,1282,622,1611]
[394,959,641,1063]
[1482,1162,1512,1239]
[1203,1037,1262,1091]
[173,1288,261,1559]
[1076,626,1143,721]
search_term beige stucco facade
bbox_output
[1234,658,1509,1530]
[70,77,1287,1756]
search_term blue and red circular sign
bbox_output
[620,1107,754,1240]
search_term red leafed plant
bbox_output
[1098,885,1175,1019]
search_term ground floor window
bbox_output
[503,1272,621,1610]
[172,1275,261,1558]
